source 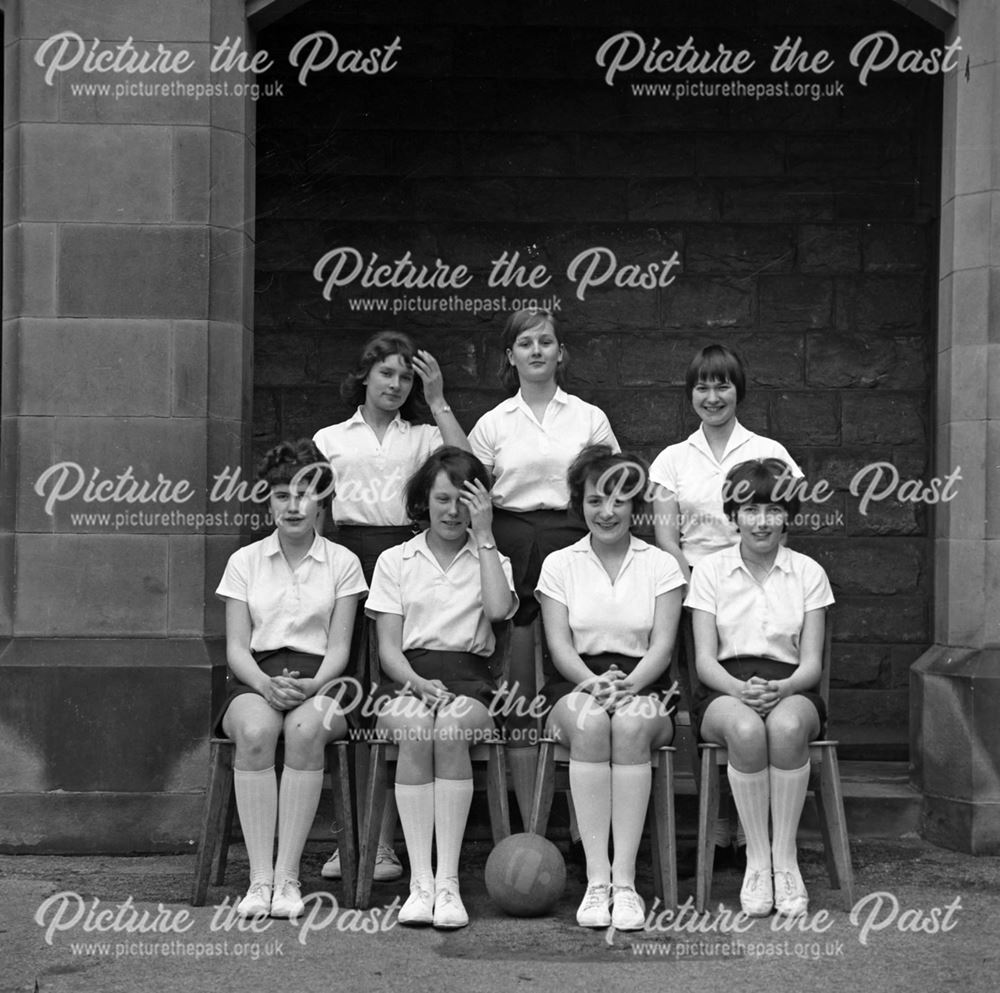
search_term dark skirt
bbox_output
[691,656,827,739]
[539,652,677,716]
[370,648,499,718]
[491,507,587,626]
[212,648,359,737]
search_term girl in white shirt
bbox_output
[313,331,470,882]
[367,447,516,930]
[536,446,685,931]
[215,440,367,920]
[650,344,801,580]
[470,309,619,819]
[685,458,834,920]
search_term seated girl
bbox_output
[536,446,685,930]
[685,458,834,918]
[216,440,367,919]
[366,447,517,929]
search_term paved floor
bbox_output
[3,836,999,993]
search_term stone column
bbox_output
[910,0,1000,854]
[0,0,253,850]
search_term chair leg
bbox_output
[191,740,234,906]
[328,742,358,909]
[527,740,557,836]
[487,744,512,842]
[214,783,237,887]
[355,742,389,910]
[695,750,720,913]
[649,748,678,910]
[816,748,855,911]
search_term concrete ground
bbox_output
[3,836,999,993]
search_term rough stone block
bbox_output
[863,224,930,272]
[22,124,171,222]
[695,134,784,177]
[830,688,909,727]
[770,391,840,446]
[13,319,172,416]
[841,394,926,445]
[661,277,753,329]
[845,498,923,537]
[721,180,834,223]
[577,133,694,178]
[758,276,833,329]
[835,596,929,643]
[627,180,720,222]
[787,134,913,180]
[685,226,795,275]
[802,538,927,595]
[836,275,928,334]
[601,391,684,448]
[517,179,627,222]
[806,333,928,390]
[829,644,888,688]
[59,225,209,319]
[464,132,575,177]
[797,225,861,274]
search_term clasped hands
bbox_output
[583,665,635,713]
[739,675,785,717]
[262,668,310,711]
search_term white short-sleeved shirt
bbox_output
[649,420,802,566]
[535,535,686,658]
[365,531,518,655]
[216,530,368,656]
[683,545,834,666]
[312,409,442,526]
[469,388,619,512]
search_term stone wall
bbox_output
[252,0,943,734]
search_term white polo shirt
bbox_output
[535,535,685,658]
[365,531,518,655]
[684,544,834,666]
[649,420,801,566]
[313,409,443,526]
[469,388,619,512]
[216,530,368,656]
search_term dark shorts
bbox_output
[334,524,415,584]
[492,507,587,626]
[540,652,678,717]
[371,649,500,720]
[692,656,827,740]
[212,648,361,737]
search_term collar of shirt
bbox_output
[403,529,480,571]
[689,418,753,464]
[569,532,648,575]
[262,529,327,564]
[500,387,570,421]
[346,406,410,434]
[721,542,794,580]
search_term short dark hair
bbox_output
[405,446,491,523]
[340,331,428,420]
[256,439,335,510]
[686,344,746,403]
[497,308,569,394]
[722,458,801,526]
[567,444,649,521]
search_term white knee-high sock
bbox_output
[726,765,771,871]
[234,767,277,885]
[770,762,810,872]
[434,778,474,889]
[610,762,652,890]
[273,767,324,887]
[569,759,612,885]
[395,781,435,886]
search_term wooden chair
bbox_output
[354,621,513,909]
[191,738,357,908]
[683,613,855,912]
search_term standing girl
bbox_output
[469,309,619,819]
[312,331,469,883]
